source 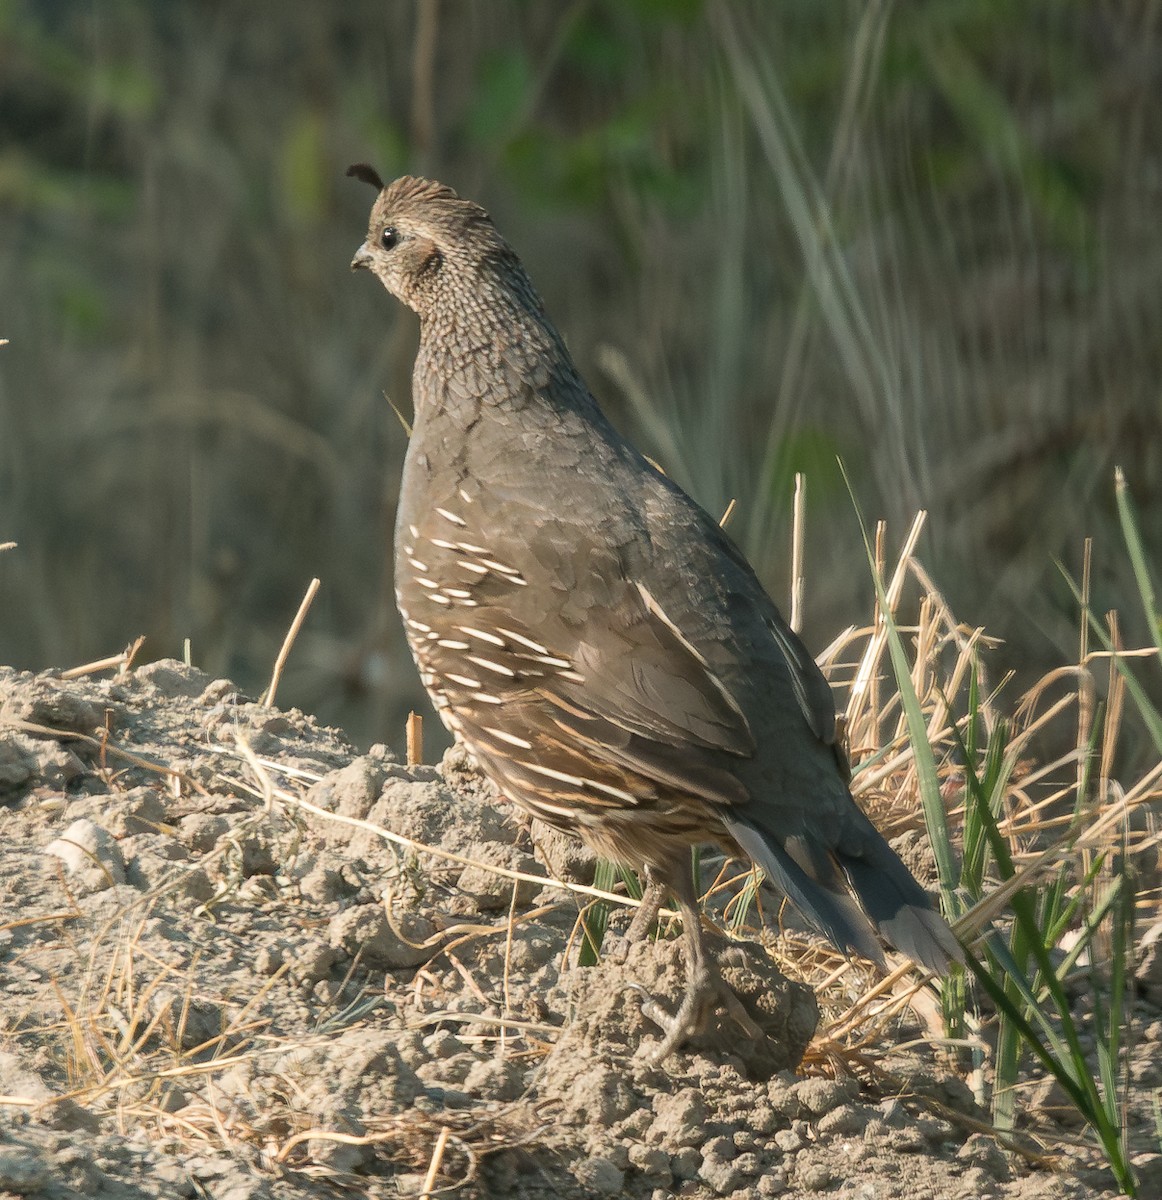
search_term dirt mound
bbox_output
[0,662,1131,1198]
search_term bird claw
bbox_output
[604,933,632,966]
[627,966,765,1064]
[623,982,675,1039]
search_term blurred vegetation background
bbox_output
[1,0,1159,754]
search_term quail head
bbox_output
[348,164,962,1059]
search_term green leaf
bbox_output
[1114,467,1162,664]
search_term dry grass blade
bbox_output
[846,510,927,741]
[262,576,320,707]
[420,1125,451,1199]
[61,636,146,679]
[790,471,805,633]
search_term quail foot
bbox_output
[347,165,962,1059]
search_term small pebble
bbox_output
[756,1170,788,1196]
[817,1103,871,1136]
[791,1075,856,1117]
[699,1156,742,1195]
[750,1101,780,1134]
[701,1135,736,1163]
[44,819,125,890]
[651,1088,708,1148]
[733,1151,762,1176]
[574,1154,623,1196]
[628,1143,670,1179]
[670,1147,701,1181]
[797,1161,833,1191]
[422,1030,465,1060]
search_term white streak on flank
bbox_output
[416,577,439,589]
[445,672,482,689]
[466,655,517,678]
[430,594,452,606]
[635,582,709,666]
[472,691,503,704]
[635,581,749,727]
[527,797,588,819]
[586,778,640,804]
[436,639,471,650]
[456,625,506,647]
[426,630,440,639]
[557,670,586,684]
[532,654,572,669]
[519,764,637,805]
[430,537,460,550]
[522,761,587,788]
[481,558,520,574]
[457,560,489,575]
[540,690,597,720]
[484,726,533,750]
[407,557,428,572]
[406,618,431,633]
[456,540,490,555]
[443,587,474,599]
[459,487,472,504]
[409,524,420,539]
[435,507,467,526]
[495,627,549,655]
[457,598,479,606]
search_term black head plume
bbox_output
[346,163,385,191]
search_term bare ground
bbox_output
[1,661,1158,1199]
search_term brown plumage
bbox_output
[348,166,962,1058]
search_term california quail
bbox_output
[348,166,962,1058]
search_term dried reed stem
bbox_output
[407,711,424,766]
[790,472,805,633]
[61,636,146,679]
[420,1125,451,1198]
[263,577,320,707]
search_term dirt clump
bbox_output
[0,662,1133,1198]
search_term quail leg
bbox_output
[636,873,764,1063]
[602,876,667,965]
[624,878,667,942]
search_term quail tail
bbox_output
[724,816,962,974]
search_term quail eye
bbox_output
[381,226,400,250]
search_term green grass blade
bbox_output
[579,858,620,966]
[1114,467,1162,663]
[1061,564,1162,754]
[964,942,1088,1109]
[840,469,957,912]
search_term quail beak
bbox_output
[351,244,373,271]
